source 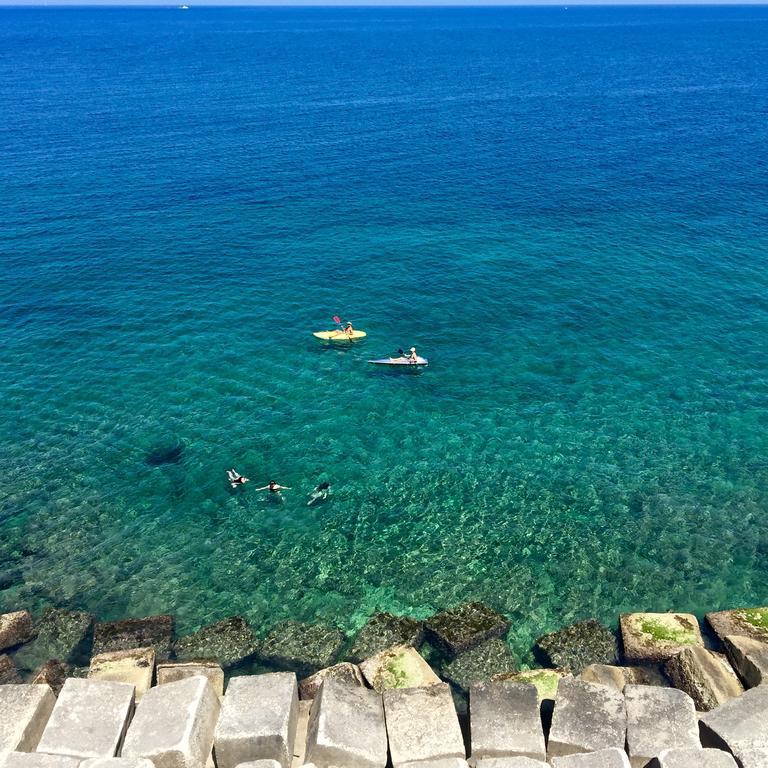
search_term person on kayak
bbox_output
[408,346,418,362]
[227,469,249,488]
[344,322,355,336]
[255,480,291,494]
[307,481,330,506]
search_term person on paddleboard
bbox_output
[255,480,291,494]
[307,481,330,506]
[344,321,355,336]
[227,469,249,489]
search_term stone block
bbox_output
[664,647,743,711]
[80,761,156,768]
[550,749,631,767]
[723,635,768,688]
[383,683,465,767]
[122,676,220,768]
[624,684,699,768]
[291,699,312,768]
[620,614,703,664]
[579,665,667,692]
[156,660,224,697]
[705,607,768,646]
[0,610,34,652]
[359,645,440,693]
[37,678,134,759]
[400,761,469,768]
[654,748,738,767]
[88,647,155,699]
[534,620,619,675]
[699,684,768,755]
[348,613,425,663]
[232,763,282,768]
[257,621,344,678]
[173,617,259,670]
[425,603,510,657]
[0,683,56,752]
[299,662,365,700]
[472,760,549,768]
[13,609,94,674]
[547,678,626,759]
[214,672,298,768]
[492,668,571,701]
[305,677,387,768]
[0,755,81,768]
[32,661,71,695]
[469,681,545,762]
[92,615,174,661]
[0,653,21,684]
[441,639,516,692]
[736,749,768,768]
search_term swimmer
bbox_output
[227,469,249,489]
[255,480,291,493]
[307,481,331,506]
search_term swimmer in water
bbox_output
[255,480,291,494]
[307,481,331,506]
[227,469,249,489]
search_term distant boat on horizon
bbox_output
[179,5,189,9]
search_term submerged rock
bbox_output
[440,637,516,692]
[426,602,510,657]
[145,443,184,467]
[706,607,768,647]
[534,619,619,674]
[0,569,23,592]
[93,615,174,660]
[299,661,366,700]
[0,610,34,653]
[258,620,344,678]
[174,616,258,670]
[620,613,703,663]
[12,608,94,674]
[31,660,71,695]
[360,645,441,693]
[348,613,425,663]
[0,653,21,684]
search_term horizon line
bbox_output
[3,2,768,6]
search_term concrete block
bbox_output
[291,699,311,768]
[13,610,94,675]
[547,678,626,759]
[441,639,517,692]
[699,683,768,755]
[705,607,768,646]
[122,676,220,768]
[0,683,56,752]
[299,662,365,700]
[156,661,224,698]
[80,761,156,768]
[579,665,667,693]
[492,668,571,701]
[624,685,699,767]
[305,677,387,768]
[664,647,743,711]
[88,648,155,700]
[232,762,281,768]
[36,678,135,759]
[214,673,298,768]
[472,760,549,768]
[535,620,619,674]
[723,635,768,688]
[32,661,71,696]
[92,615,174,661]
[655,748,738,767]
[469,681,545,762]
[174,617,258,671]
[383,683,465,768]
[426,603,510,657]
[257,622,344,678]
[359,645,440,692]
[620,614,703,664]
[736,749,768,768]
[0,755,81,768]
[400,761,470,768]
[550,749,631,767]
[0,610,34,652]
[348,613,425,663]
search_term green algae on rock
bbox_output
[174,615,258,670]
[440,637,517,692]
[707,607,768,647]
[493,667,571,701]
[347,613,425,664]
[258,620,344,678]
[359,644,440,692]
[534,619,619,674]
[620,612,703,663]
[426,602,510,657]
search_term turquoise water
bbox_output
[2,6,768,660]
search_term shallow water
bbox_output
[2,5,768,661]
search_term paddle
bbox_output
[332,314,345,338]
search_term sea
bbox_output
[2,4,768,661]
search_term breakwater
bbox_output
[2,602,768,767]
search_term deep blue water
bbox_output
[2,5,768,661]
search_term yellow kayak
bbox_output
[313,330,367,341]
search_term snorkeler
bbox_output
[255,480,291,494]
[307,481,331,506]
[227,469,249,489]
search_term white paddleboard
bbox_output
[367,356,428,366]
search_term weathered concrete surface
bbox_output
[13,609,94,674]
[348,613,425,663]
[699,684,768,755]
[257,622,345,678]
[441,639,517,692]
[214,672,298,768]
[88,647,155,700]
[80,760,157,768]
[399,761,470,768]
[173,617,258,671]
[547,678,627,759]
[664,647,743,711]
[359,645,440,693]
[122,675,220,768]
[469,681,545,762]
[305,677,387,768]
[624,684,699,768]
[620,614,703,664]
[92,615,174,661]
[0,683,56,752]
[472,760,549,768]
[706,607,768,646]
[492,669,571,701]
[383,683,466,768]
[579,665,667,693]
[654,748,737,767]
[299,662,365,700]
[231,762,282,768]
[37,678,135,759]
[0,653,21,684]
[550,749,631,767]
[31,661,71,696]
[291,699,312,768]
[534,620,619,675]
[723,635,768,688]
[0,610,34,652]
[0,754,81,768]
[156,661,224,698]
[425,603,510,657]
[736,749,768,768]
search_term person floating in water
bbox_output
[227,469,249,489]
[307,481,331,506]
[255,480,291,494]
